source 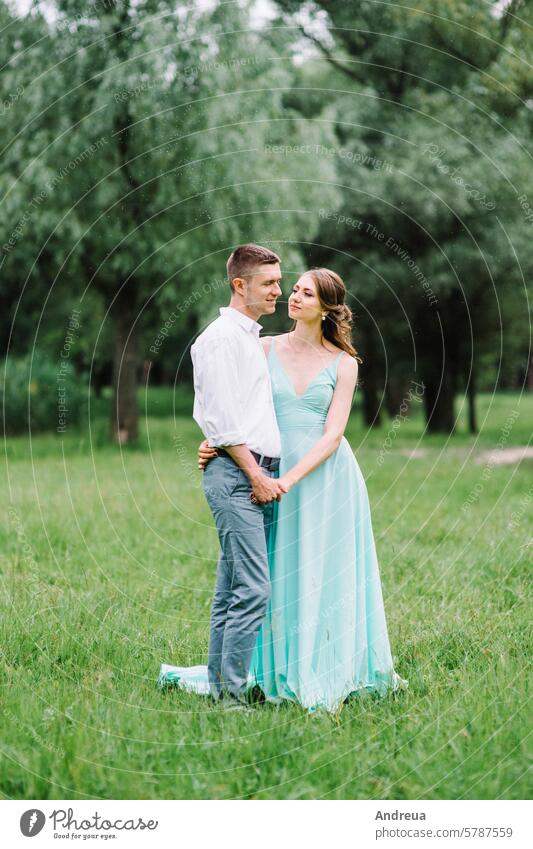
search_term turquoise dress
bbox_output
[159,339,408,712]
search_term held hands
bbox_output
[196,438,292,505]
[277,475,293,494]
[250,473,293,505]
[198,439,218,470]
[250,471,284,505]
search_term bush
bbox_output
[1,353,89,436]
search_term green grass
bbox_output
[0,389,531,799]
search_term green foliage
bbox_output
[272,0,533,424]
[1,0,531,434]
[1,352,89,435]
[0,0,342,422]
[0,0,340,315]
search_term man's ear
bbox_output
[231,276,247,296]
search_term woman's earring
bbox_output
[322,313,327,321]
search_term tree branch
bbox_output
[431,0,522,74]
[499,0,524,43]
[296,24,364,82]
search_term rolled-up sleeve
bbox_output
[192,335,246,447]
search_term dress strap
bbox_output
[267,335,278,362]
[331,350,345,372]
[325,351,344,388]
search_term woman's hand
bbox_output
[198,439,218,471]
[250,473,290,504]
[277,474,294,494]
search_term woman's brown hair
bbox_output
[305,268,362,362]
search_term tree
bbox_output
[273,0,533,432]
[1,0,340,441]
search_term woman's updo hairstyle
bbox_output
[306,267,362,362]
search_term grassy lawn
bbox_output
[1,389,531,799]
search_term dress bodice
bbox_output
[268,337,343,433]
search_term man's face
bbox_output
[242,262,282,318]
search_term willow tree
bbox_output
[2,0,339,442]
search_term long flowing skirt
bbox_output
[159,436,407,713]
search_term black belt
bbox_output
[217,448,280,472]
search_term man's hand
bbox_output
[250,471,284,505]
[198,439,218,471]
[197,440,283,503]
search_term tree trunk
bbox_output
[423,368,456,433]
[360,327,382,427]
[111,299,139,444]
[417,289,461,435]
[361,358,382,427]
[467,362,477,434]
[385,375,411,418]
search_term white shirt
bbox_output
[191,307,281,458]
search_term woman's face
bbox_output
[288,274,323,323]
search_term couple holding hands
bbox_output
[159,243,407,713]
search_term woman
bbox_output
[159,268,408,712]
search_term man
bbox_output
[190,244,285,706]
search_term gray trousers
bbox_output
[202,454,275,701]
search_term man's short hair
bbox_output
[226,244,281,291]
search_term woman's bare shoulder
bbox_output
[259,335,273,355]
[325,342,345,355]
[337,351,359,381]
[260,333,288,354]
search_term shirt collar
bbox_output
[219,306,262,336]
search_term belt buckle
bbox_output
[257,453,266,468]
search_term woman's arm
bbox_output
[278,354,358,491]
